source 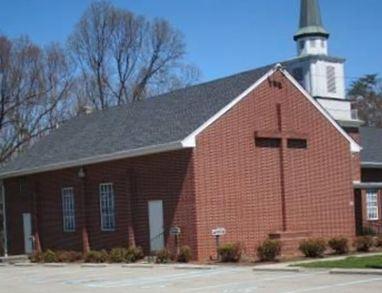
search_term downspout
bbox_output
[0,180,8,257]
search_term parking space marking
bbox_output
[282,277,382,293]
[84,267,248,288]
[184,271,328,292]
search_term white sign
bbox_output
[212,227,226,236]
[170,226,181,236]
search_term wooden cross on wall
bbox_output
[255,104,308,232]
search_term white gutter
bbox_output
[361,162,382,169]
[0,141,189,179]
[0,180,8,257]
[353,181,382,189]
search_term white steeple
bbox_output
[294,0,329,56]
[285,0,362,127]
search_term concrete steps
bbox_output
[0,255,30,264]
[269,231,312,257]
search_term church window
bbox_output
[326,66,337,93]
[287,139,307,149]
[62,187,75,232]
[99,183,116,231]
[310,40,316,48]
[255,137,281,148]
[366,189,379,220]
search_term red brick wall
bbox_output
[4,149,197,256]
[193,71,357,260]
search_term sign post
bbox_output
[211,227,226,261]
[170,226,181,257]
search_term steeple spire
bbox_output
[294,0,329,41]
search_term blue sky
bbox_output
[0,0,381,88]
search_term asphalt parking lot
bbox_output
[0,264,382,293]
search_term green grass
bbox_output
[292,255,382,269]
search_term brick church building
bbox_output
[0,0,381,260]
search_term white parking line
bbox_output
[282,277,382,292]
[85,268,248,288]
[185,271,328,292]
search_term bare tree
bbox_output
[0,36,73,163]
[68,1,199,109]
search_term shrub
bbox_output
[127,246,144,262]
[217,242,243,262]
[257,239,281,262]
[299,238,326,258]
[109,248,129,263]
[155,248,172,264]
[354,236,373,252]
[375,236,382,247]
[177,246,192,263]
[56,251,83,263]
[85,250,109,263]
[328,237,349,255]
[42,249,59,263]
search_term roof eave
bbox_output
[0,141,189,180]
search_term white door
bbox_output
[22,213,33,254]
[148,200,164,252]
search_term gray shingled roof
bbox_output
[0,65,273,178]
[360,127,382,164]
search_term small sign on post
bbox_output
[170,226,181,236]
[212,227,226,261]
[170,226,181,256]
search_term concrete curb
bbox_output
[81,263,108,268]
[330,268,382,275]
[253,267,302,273]
[174,265,217,270]
[121,264,155,268]
[13,263,35,267]
[43,263,66,268]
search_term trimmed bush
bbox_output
[85,250,109,263]
[354,236,373,252]
[257,239,281,262]
[328,237,349,255]
[110,248,129,263]
[218,242,243,262]
[127,246,144,262]
[155,248,172,264]
[56,251,83,263]
[177,245,192,263]
[299,238,326,258]
[42,249,59,263]
[375,236,382,247]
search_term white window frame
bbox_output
[366,189,379,221]
[99,183,116,231]
[61,187,75,232]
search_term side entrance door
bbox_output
[148,200,164,252]
[22,213,33,254]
